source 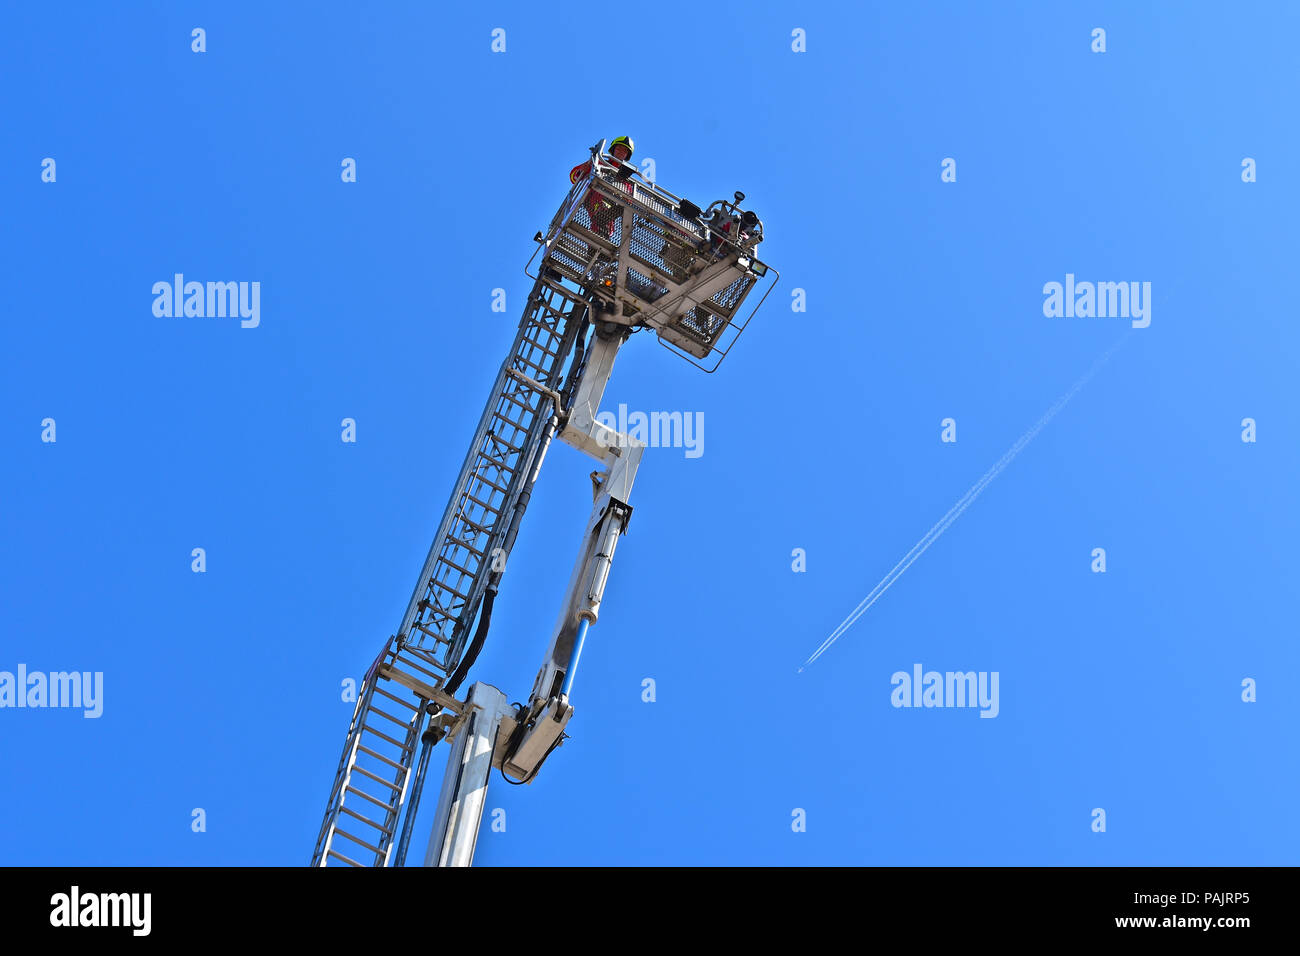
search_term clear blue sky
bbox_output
[2,1,1297,865]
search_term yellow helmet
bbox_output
[610,135,635,159]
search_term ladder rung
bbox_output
[412,620,453,645]
[398,642,444,669]
[415,610,455,634]
[425,580,469,603]
[517,346,553,368]
[367,704,411,728]
[437,555,477,579]
[452,512,491,541]
[361,722,410,750]
[326,849,365,867]
[511,345,550,369]
[426,580,467,608]
[468,472,509,496]
[511,354,549,378]
[513,364,547,386]
[485,427,525,456]
[447,530,488,561]
[498,390,534,414]
[528,325,563,350]
[381,665,451,708]
[530,327,562,352]
[495,392,535,420]
[414,596,446,619]
[447,535,487,559]
[346,785,398,815]
[392,650,448,682]
[522,338,559,362]
[357,744,408,772]
[491,402,529,432]
[351,763,405,790]
[469,467,513,494]
[433,579,470,604]
[483,448,520,473]
[333,827,385,857]
[537,308,571,331]
[456,510,495,534]
[340,805,393,836]
[372,685,420,711]
[464,491,499,514]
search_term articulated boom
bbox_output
[312,140,776,867]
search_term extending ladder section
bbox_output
[396,279,587,669]
[311,638,447,867]
[311,277,589,867]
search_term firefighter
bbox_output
[569,137,636,238]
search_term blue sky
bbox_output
[1,1,1297,865]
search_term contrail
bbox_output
[798,334,1131,672]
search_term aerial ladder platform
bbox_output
[311,140,776,867]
